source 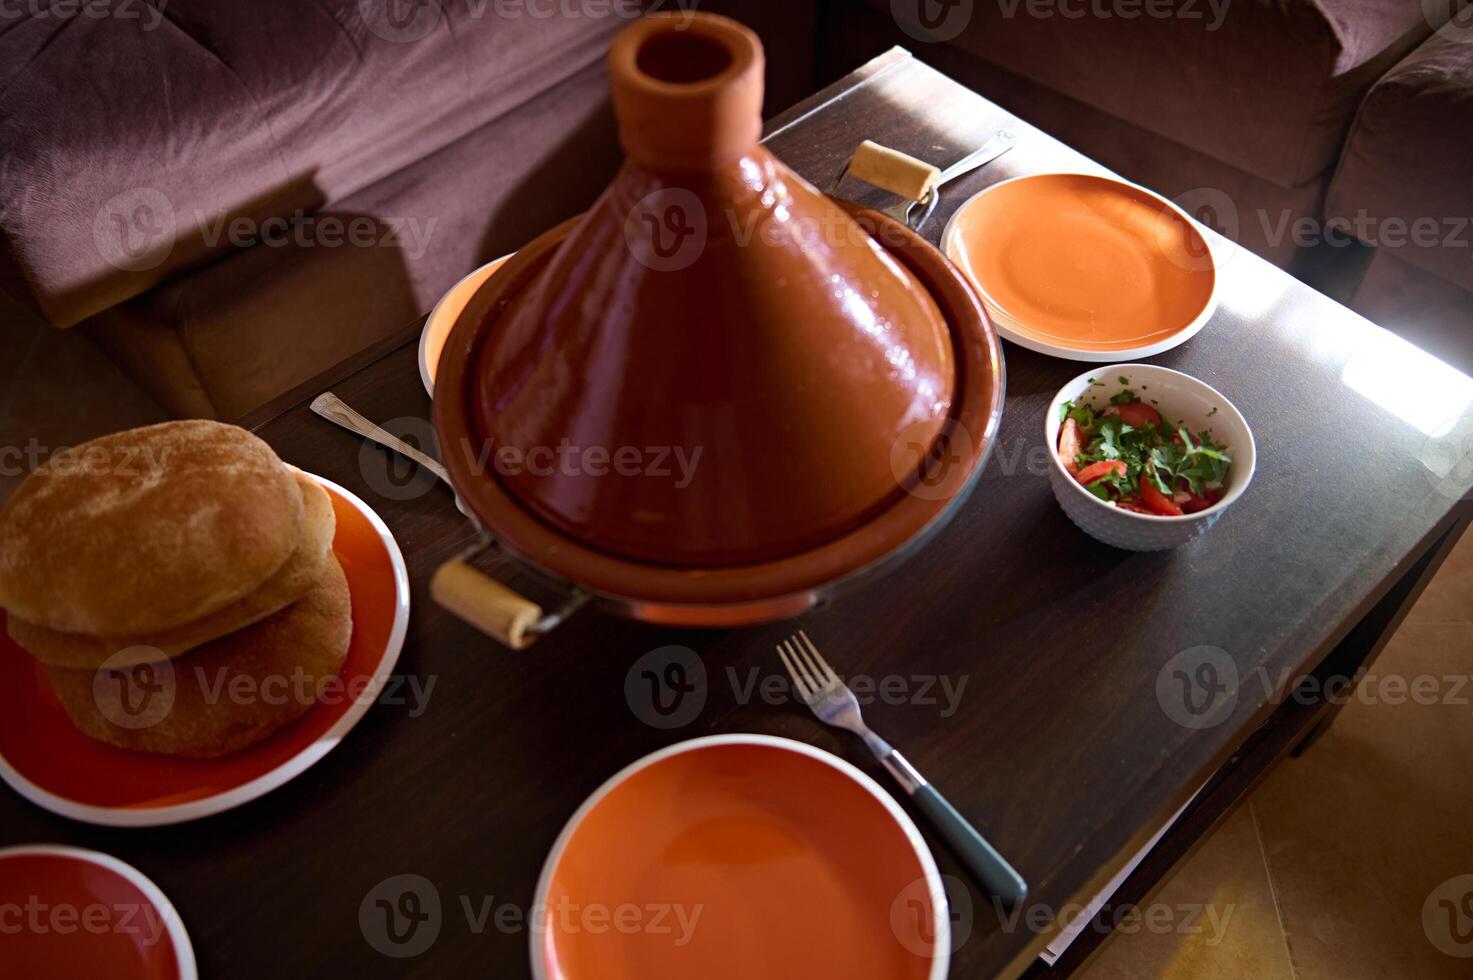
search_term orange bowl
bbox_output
[532,735,950,980]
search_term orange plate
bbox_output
[534,737,948,980]
[943,173,1215,357]
[0,846,194,980]
[0,477,408,826]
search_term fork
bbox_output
[777,630,1028,907]
[310,392,474,521]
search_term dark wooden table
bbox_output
[6,49,1472,979]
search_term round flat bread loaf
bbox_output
[8,473,336,669]
[0,420,304,635]
[47,554,354,759]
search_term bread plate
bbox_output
[0,475,409,827]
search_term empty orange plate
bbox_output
[0,475,409,827]
[0,845,196,979]
[942,173,1216,360]
[532,735,949,980]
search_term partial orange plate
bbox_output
[0,475,409,827]
[0,845,196,979]
[941,173,1217,361]
[532,735,950,980]
[419,253,514,394]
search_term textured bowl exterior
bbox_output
[1047,464,1221,551]
[1044,364,1255,552]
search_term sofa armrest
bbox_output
[852,0,1446,189]
[1327,21,1473,293]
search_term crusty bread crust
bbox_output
[9,473,335,668]
[0,421,304,635]
[47,555,353,759]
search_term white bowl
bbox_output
[1045,364,1255,551]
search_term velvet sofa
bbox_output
[2,0,1469,423]
[824,0,1473,369]
[0,0,816,419]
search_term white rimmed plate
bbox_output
[0,475,410,827]
[530,734,951,980]
[0,844,197,979]
[942,173,1219,362]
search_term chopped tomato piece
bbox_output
[1178,484,1223,514]
[1056,389,1233,520]
[1140,469,1184,516]
[1113,401,1163,429]
[1074,460,1126,486]
[1057,418,1084,474]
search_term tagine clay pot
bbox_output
[453,12,955,567]
[434,11,1001,629]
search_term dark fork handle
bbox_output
[912,785,1029,908]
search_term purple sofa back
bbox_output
[0,0,637,328]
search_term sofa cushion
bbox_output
[858,0,1444,190]
[825,24,1326,268]
[0,0,640,328]
[1351,249,1473,377]
[85,57,621,421]
[1327,25,1473,295]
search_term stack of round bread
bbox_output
[0,420,353,758]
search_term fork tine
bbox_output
[796,630,839,686]
[790,632,833,694]
[776,639,814,698]
[785,634,817,687]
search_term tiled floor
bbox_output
[1080,530,1473,979]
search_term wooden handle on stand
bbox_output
[432,560,543,650]
[846,140,941,202]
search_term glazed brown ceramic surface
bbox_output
[435,203,1002,613]
[452,12,961,568]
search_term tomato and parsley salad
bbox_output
[1057,378,1232,517]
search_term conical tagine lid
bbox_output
[458,12,957,567]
